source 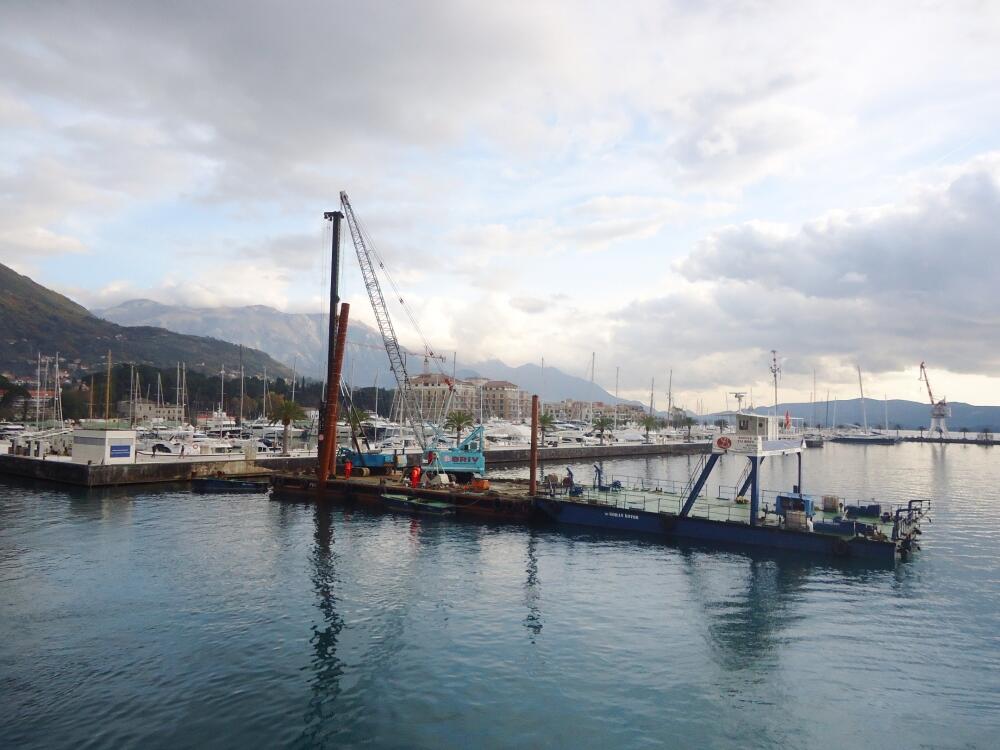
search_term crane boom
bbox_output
[919,361,935,405]
[340,191,428,450]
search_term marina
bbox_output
[3,5,999,748]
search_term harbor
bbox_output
[0,440,708,487]
[271,409,927,566]
[4,4,1000,748]
[2,439,995,750]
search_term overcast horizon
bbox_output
[3,1,999,410]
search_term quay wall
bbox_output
[485,442,709,465]
[900,436,998,446]
[0,444,708,487]
[0,454,315,488]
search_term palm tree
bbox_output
[592,415,614,444]
[444,410,474,444]
[539,412,556,446]
[680,416,696,439]
[270,399,306,455]
[960,426,969,440]
[919,426,925,440]
[640,415,659,443]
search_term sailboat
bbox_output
[831,366,900,445]
[804,369,825,447]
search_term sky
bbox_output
[2,0,1000,410]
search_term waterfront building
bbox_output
[411,373,478,421]
[117,398,183,423]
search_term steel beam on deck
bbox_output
[738,456,764,497]
[749,456,761,527]
[679,452,721,517]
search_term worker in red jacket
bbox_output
[344,459,353,480]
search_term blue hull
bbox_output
[534,498,897,565]
[191,478,269,493]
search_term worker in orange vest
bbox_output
[344,459,353,480]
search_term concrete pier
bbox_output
[0,441,710,488]
[0,454,314,487]
[900,436,998,446]
[485,441,709,465]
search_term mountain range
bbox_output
[705,398,1000,432]
[94,298,634,404]
[0,263,293,379]
[8,275,998,428]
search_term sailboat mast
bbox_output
[105,350,112,422]
[614,366,620,431]
[811,369,817,428]
[540,356,545,416]
[667,369,673,428]
[54,353,62,424]
[770,350,780,418]
[35,352,41,428]
[589,352,595,426]
[857,366,868,433]
[239,346,245,426]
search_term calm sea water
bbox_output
[2,443,998,749]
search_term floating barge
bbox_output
[271,473,536,523]
[533,412,927,566]
[271,414,929,566]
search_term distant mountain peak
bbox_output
[0,266,292,378]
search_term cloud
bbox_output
[679,154,1000,310]
[605,154,1000,400]
[510,296,550,314]
[3,1,1000,407]
[60,263,296,311]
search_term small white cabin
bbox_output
[72,429,137,465]
[735,413,778,441]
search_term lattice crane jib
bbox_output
[340,191,428,451]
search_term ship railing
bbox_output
[572,486,755,523]
[603,473,691,496]
[717,484,929,523]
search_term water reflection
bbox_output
[299,502,345,747]
[523,531,542,641]
[681,551,812,671]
